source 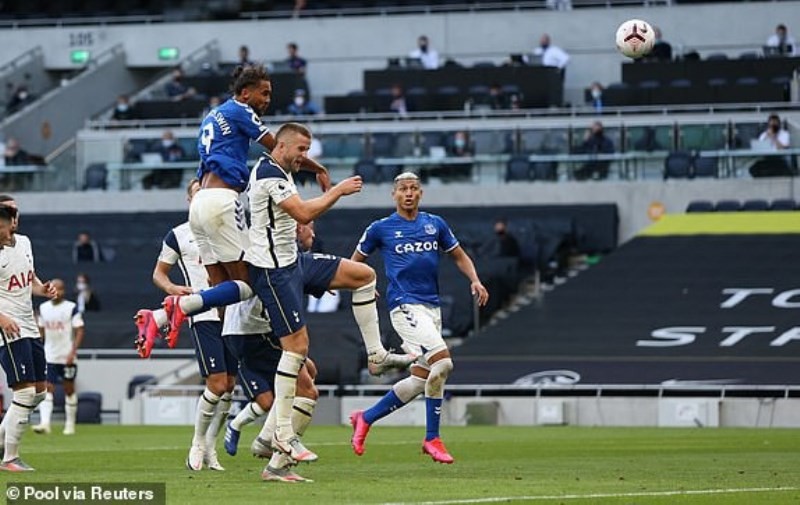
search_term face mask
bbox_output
[591,89,602,99]
[116,104,129,112]
[420,44,428,52]
[76,281,87,290]
[770,123,780,132]
[18,91,27,100]
[162,140,173,148]
[454,138,466,149]
[294,97,305,107]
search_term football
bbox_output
[616,19,655,59]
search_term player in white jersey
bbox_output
[245,123,416,463]
[221,296,318,482]
[0,196,57,472]
[150,179,237,471]
[349,173,489,464]
[32,279,84,435]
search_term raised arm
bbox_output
[279,176,362,225]
[449,245,489,306]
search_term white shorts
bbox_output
[390,303,447,365]
[189,188,249,265]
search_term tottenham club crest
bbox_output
[424,224,436,235]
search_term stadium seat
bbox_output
[715,199,742,212]
[686,200,715,213]
[83,163,108,190]
[531,160,558,181]
[693,155,719,178]
[505,155,532,182]
[663,151,693,179]
[741,199,769,211]
[769,199,797,211]
[354,158,382,183]
[705,53,728,61]
[127,375,157,399]
[77,392,102,424]
[735,76,759,86]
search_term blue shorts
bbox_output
[0,337,46,387]
[250,252,341,339]
[46,363,78,383]
[226,332,282,401]
[190,321,238,378]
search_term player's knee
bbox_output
[206,373,228,396]
[256,392,274,411]
[13,386,36,409]
[425,358,453,397]
[305,358,318,381]
[226,375,237,393]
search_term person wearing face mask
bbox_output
[6,85,35,114]
[72,232,101,263]
[74,273,100,312]
[750,114,793,177]
[286,88,320,116]
[111,94,136,121]
[574,121,614,181]
[142,130,186,189]
[409,35,440,70]
[588,82,604,112]
[482,218,521,260]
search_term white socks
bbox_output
[38,392,54,427]
[64,393,77,432]
[273,351,304,441]
[425,358,454,399]
[231,401,266,431]
[393,374,427,403]
[205,391,231,450]
[4,387,35,462]
[352,280,386,357]
[264,397,316,471]
[192,388,220,448]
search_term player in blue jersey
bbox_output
[134,65,331,353]
[150,179,237,471]
[348,172,488,464]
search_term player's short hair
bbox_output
[275,122,312,142]
[230,64,271,95]
[0,205,17,222]
[186,177,200,195]
[0,194,14,204]
[393,172,420,186]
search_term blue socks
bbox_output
[425,397,443,441]
[363,390,405,425]
[199,281,247,313]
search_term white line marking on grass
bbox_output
[381,487,800,505]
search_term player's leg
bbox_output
[0,339,39,471]
[186,321,228,471]
[249,263,317,462]
[226,333,276,457]
[62,365,78,435]
[421,349,454,464]
[32,366,56,434]
[203,337,239,469]
[310,255,416,374]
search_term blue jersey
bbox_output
[197,98,269,191]
[357,211,459,311]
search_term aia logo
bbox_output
[625,24,648,43]
[7,270,34,291]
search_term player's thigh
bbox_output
[390,304,447,363]
[249,263,307,340]
[299,253,342,297]
[326,257,374,290]
[236,335,282,400]
[189,188,248,264]
[190,321,231,378]
[0,338,40,388]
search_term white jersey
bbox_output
[0,234,40,346]
[158,222,218,323]
[222,296,272,336]
[246,154,300,269]
[38,299,84,363]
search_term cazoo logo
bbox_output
[638,288,800,348]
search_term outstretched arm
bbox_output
[279,176,363,225]
[449,245,489,306]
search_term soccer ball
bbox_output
[616,19,655,59]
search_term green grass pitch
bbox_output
[6,424,800,504]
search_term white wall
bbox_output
[1,3,797,99]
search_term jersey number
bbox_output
[201,124,214,154]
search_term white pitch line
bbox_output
[380,487,800,505]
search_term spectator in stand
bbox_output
[486,83,507,110]
[750,113,793,177]
[574,121,615,181]
[529,34,570,72]
[646,27,673,62]
[164,68,196,101]
[143,130,186,190]
[766,24,796,55]
[409,35,440,70]
[389,84,409,117]
[111,94,136,121]
[4,138,30,166]
[286,43,307,75]
[74,273,100,312]
[287,88,320,116]
[238,45,255,67]
[6,85,34,114]
[484,218,521,260]
[587,81,604,112]
[293,0,307,18]
[72,232,102,263]
[201,95,222,119]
